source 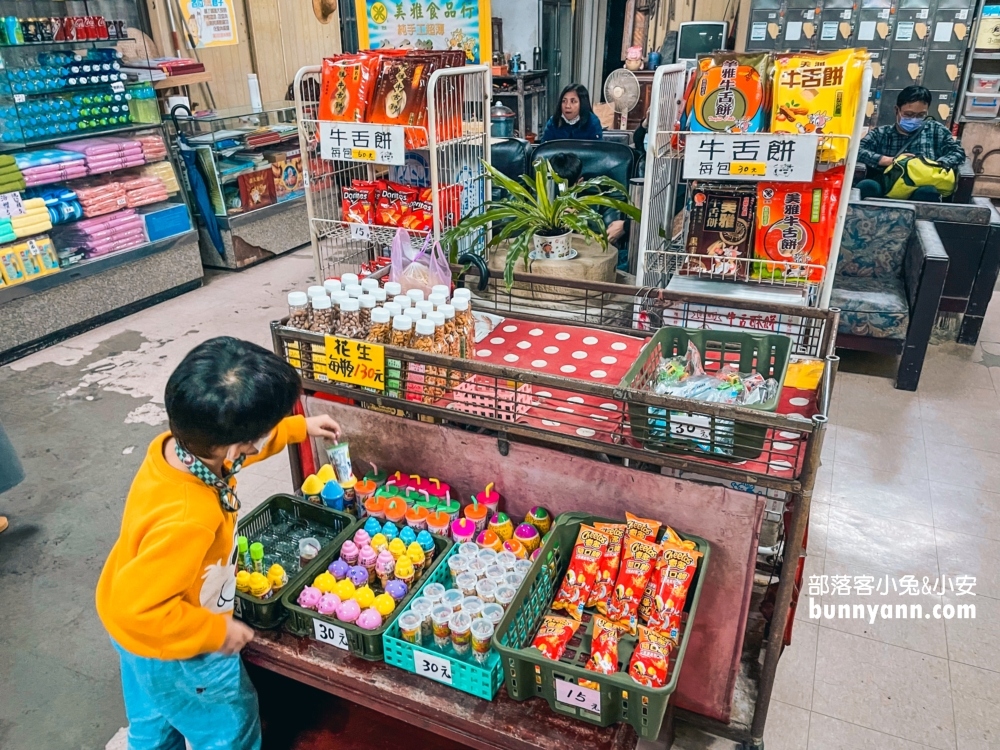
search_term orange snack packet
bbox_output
[318,55,380,122]
[531,615,580,660]
[552,525,610,620]
[588,523,626,612]
[585,616,624,675]
[606,536,661,633]
[646,543,702,639]
[628,626,674,688]
[625,512,661,542]
[638,528,696,623]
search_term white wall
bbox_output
[495,0,539,62]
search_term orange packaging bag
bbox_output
[588,523,627,612]
[628,626,674,688]
[645,543,702,640]
[606,536,661,633]
[688,52,770,133]
[552,525,610,620]
[638,530,696,624]
[318,54,380,122]
[531,615,580,660]
[585,616,624,675]
[625,512,661,542]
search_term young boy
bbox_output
[96,336,341,750]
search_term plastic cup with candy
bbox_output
[416,530,436,561]
[466,557,488,579]
[359,545,377,580]
[426,511,451,537]
[364,495,387,522]
[317,593,341,616]
[437,497,461,521]
[399,525,417,546]
[495,550,517,571]
[405,504,430,531]
[449,611,473,655]
[461,596,484,619]
[488,512,514,542]
[388,537,407,560]
[442,588,464,612]
[431,605,453,648]
[476,548,498,566]
[384,499,407,527]
[504,571,523,589]
[451,518,477,544]
[447,555,468,579]
[364,464,388,489]
[340,540,360,566]
[476,578,497,604]
[394,556,415,587]
[456,571,479,597]
[495,585,516,609]
[248,572,272,599]
[353,529,372,548]
[235,570,252,593]
[514,523,541,554]
[481,602,504,626]
[474,482,503,516]
[502,538,527,560]
[356,607,383,630]
[384,578,408,603]
[476,529,502,552]
[422,582,446,604]
[471,618,495,664]
[299,537,322,568]
[485,565,506,585]
[525,506,552,535]
[354,585,376,610]
[458,541,480,559]
[297,585,322,610]
[335,598,361,623]
[334,578,357,602]
[313,571,337,594]
[514,559,533,577]
[464,498,489,535]
[376,550,397,588]
[328,558,350,581]
[370,533,389,553]
[355,478,377,508]
[349,565,370,588]
[363,516,383,538]
[373,593,396,616]
[398,611,423,645]
[410,597,434,638]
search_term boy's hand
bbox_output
[220,617,255,655]
[306,414,342,442]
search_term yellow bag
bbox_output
[883,156,957,199]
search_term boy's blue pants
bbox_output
[113,642,262,750]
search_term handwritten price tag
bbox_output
[111,81,125,93]
[349,223,371,241]
[0,192,25,219]
[413,650,453,685]
[323,334,385,390]
[669,411,712,442]
[555,679,601,714]
[351,147,376,162]
[313,619,350,650]
[730,161,766,176]
[13,94,25,103]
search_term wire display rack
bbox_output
[293,64,491,282]
[634,62,872,309]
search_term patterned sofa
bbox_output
[832,200,950,391]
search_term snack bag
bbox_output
[628,626,674,688]
[683,183,756,279]
[585,616,624,675]
[375,180,417,227]
[402,187,434,232]
[341,182,375,224]
[318,54,380,122]
[587,523,627,612]
[606,536,661,633]
[625,512,661,542]
[646,543,702,639]
[531,615,580,660]
[552,525,610,620]
[688,53,770,133]
[771,50,868,162]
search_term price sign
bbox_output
[111,81,125,93]
[669,411,712,442]
[350,222,372,241]
[313,618,350,650]
[0,192,25,219]
[319,122,405,165]
[555,679,601,714]
[13,94,25,103]
[323,334,386,390]
[682,133,817,182]
[413,650,453,685]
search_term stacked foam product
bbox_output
[52,208,147,259]
[60,136,145,175]
[16,149,87,187]
[0,155,26,192]
[10,198,53,237]
[135,134,168,162]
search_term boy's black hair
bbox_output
[165,336,302,456]
[548,152,583,185]
[897,86,932,108]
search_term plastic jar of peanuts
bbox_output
[438,304,458,357]
[411,318,437,403]
[287,291,310,330]
[337,297,364,339]
[432,284,450,300]
[344,283,364,299]
[394,294,412,311]
[384,301,402,319]
[307,285,326,300]
[407,289,425,305]
[361,277,380,294]
[452,297,474,358]
[359,294,377,336]
[384,281,402,298]
[371,288,387,304]
[341,272,359,287]
[390,314,413,347]
[330,290,348,329]
[415,299,434,319]
[367,307,391,343]
[428,292,447,310]
[323,279,342,297]
[310,294,334,334]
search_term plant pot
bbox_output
[532,230,573,260]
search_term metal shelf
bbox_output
[0,121,164,153]
[0,37,133,49]
[0,230,197,306]
[217,194,305,230]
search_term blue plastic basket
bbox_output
[383,544,504,700]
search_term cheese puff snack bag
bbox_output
[531,615,580,660]
[646,543,702,639]
[639,527,697,623]
[585,616,624,675]
[688,53,770,134]
[587,523,627,612]
[628,627,674,688]
[606,537,661,633]
[552,525,610,621]
[625,512,661,542]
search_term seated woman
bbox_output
[540,84,603,143]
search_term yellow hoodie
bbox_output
[96,415,307,659]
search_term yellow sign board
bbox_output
[179,0,238,48]
[323,335,386,390]
[730,162,766,176]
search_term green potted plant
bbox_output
[443,158,641,287]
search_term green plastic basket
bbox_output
[383,544,504,700]
[235,495,356,629]
[493,512,710,740]
[281,523,453,660]
[618,327,791,460]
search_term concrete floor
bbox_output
[2,247,1000,750]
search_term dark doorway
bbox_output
[601,0,629,85]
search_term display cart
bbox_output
[264,268,839,750]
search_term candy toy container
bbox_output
[514,523,541,554]
[384,499,407,527]
[353,529,372,548]
[364,465,388,489]
[364,496,386,521]
[384,578,408,602]
[349,565,370,588]
[359,545,377,580]
[297,586,322,609]
[405,504,429,531]
[364,516,383,537]
[406,541,426,576]
[353,585,376,609]
[449,611,473,655]
[329,558,350,581]
[370,533,389,553]
[235,570,251,593]
[313,571,337,594]
[476,529,502,552]
[321,480,345,511]
[388,537,407,560]
[502,538,527,559]
[335,598,361,623]
[376,550,397,588]
[394,556,415,587]
[334,578,356,602]
[474,482,503,516]
[426,511,451,536]
[267,564,288,593]
[248,572,272,599]
[398,611,422,645]
[381,521,399,541]
[451,517,477,544]
[399,526,417,546]
[525,506,552,535]
[470,618,495,664]
[431,605,453,647]
[488,512,514,542]
[340,540,360,566]
[301,474,323,503]
[317,593,341,616]
[316,463,337,485]
[464,498,488,535]
[356,607,383,630]
[530,547,542,562]
[355,478,377,509]
[374,593,396,616]
[437,497,461,521]
[417,530,436,562]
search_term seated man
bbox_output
[548,153,628,265]
[856,85,967,203]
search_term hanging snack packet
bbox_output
[606,536,661,633]
[628,626,674,688]
[588,523,627,612]
[552,525,610,620]
[585,616,624,675]
[770,50,868,162]
[341,182,375,224]
[318,54,381,122]
[688,53,770,133]
[531,615,580,660]
[683,183,756,279]
[625,512,661,542]
[402,187,434,232]
[375,180,417,227]
[646,543,702,639]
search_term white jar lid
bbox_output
[372,288,387,302]
[432,284,450,298]
[345,283,363,298]
[340,297,360,312]
[384,281,402,297]
[307,285,326,298]
[341,273,359,287]
[452,288,471,301]
[439,303,455,319]
[408,307,423,320]
[384,301,402,318]
[394,295,412,309]
[416,300,434,315]
[331,290,349,303]
[288,291,308,306]
[415,318,435,336]
[371,307,391,324]
[312,295,332,310]
[452,297,469,311]
[361,278,379,291]
[428,292,447,308]
[323,279,342,295]
[407,289,425,303]
[359,294,377,309]
[393,314,413,331]
[428,310,445,326]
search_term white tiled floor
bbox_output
[20,248,992,750]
